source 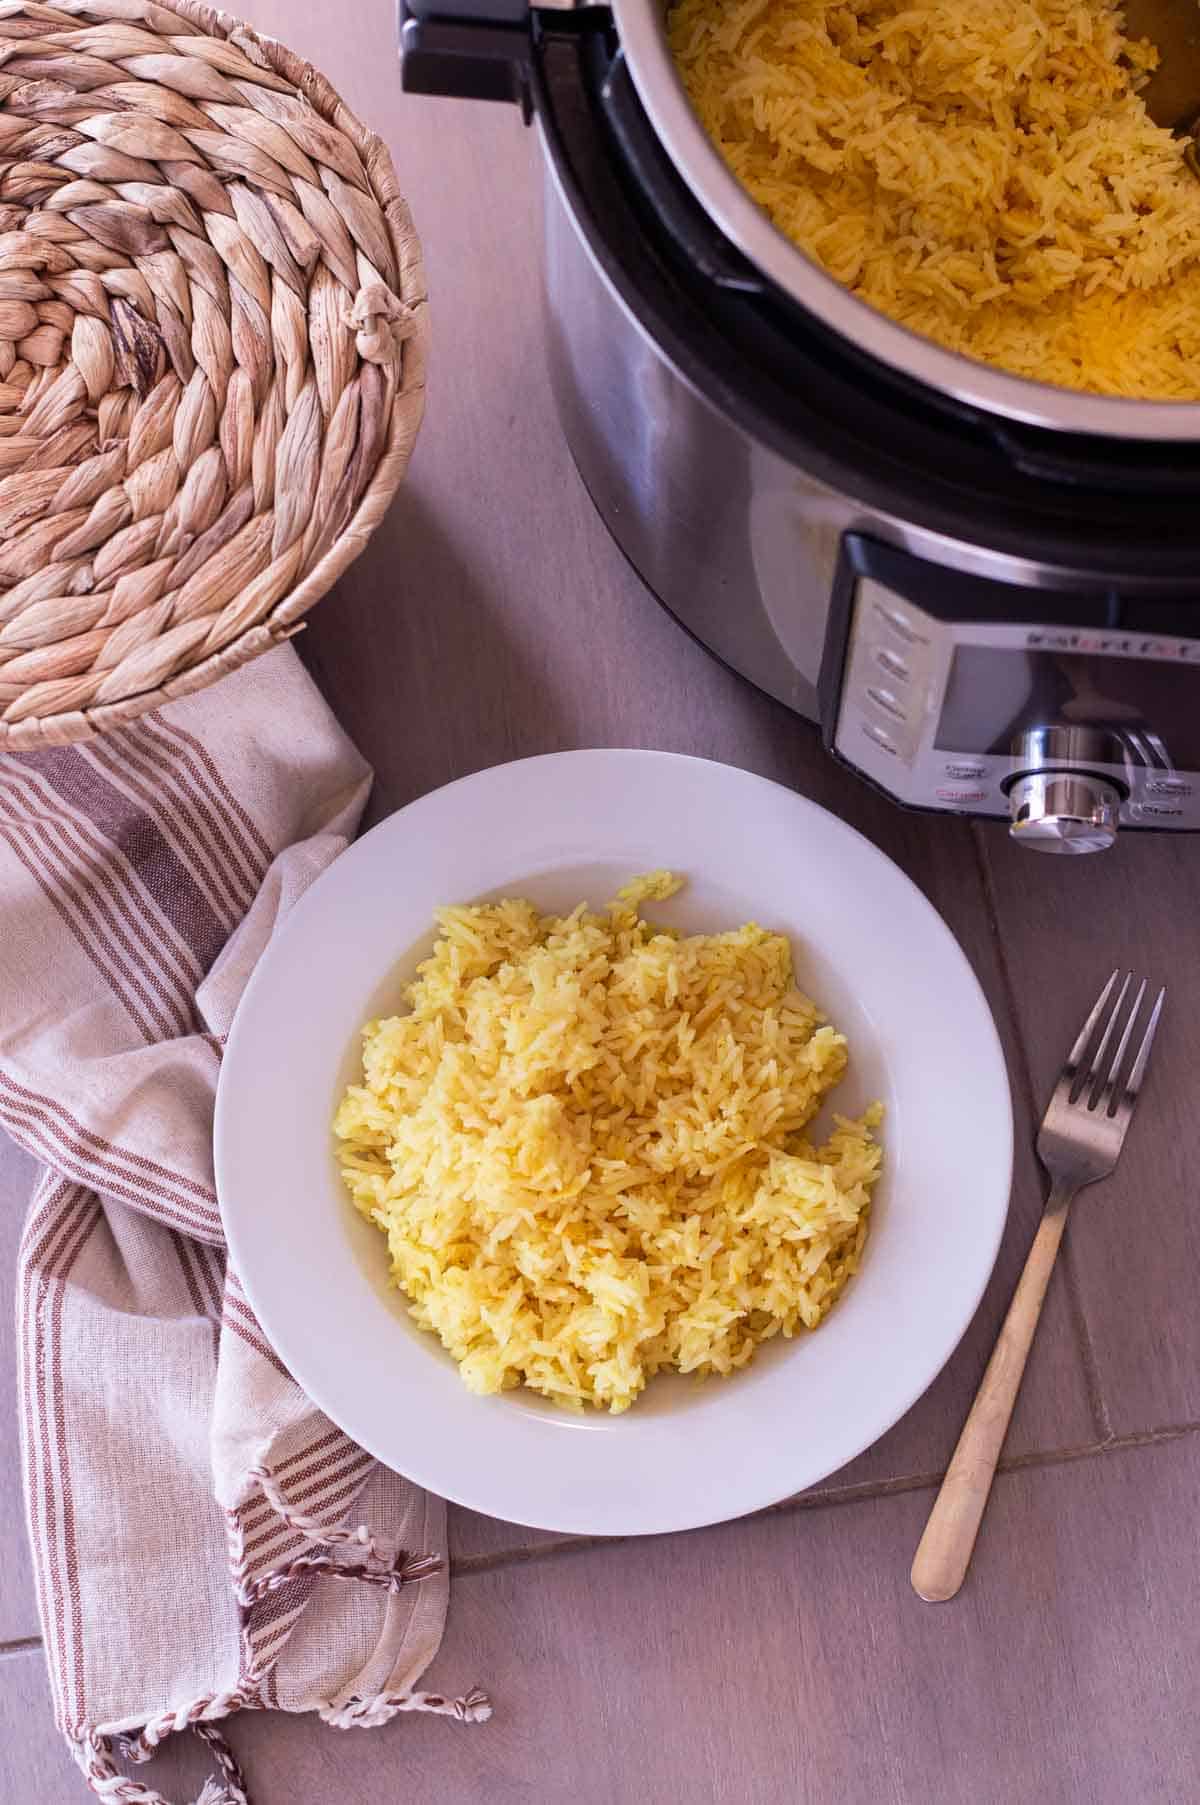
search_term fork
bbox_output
[910,971,1165,1604]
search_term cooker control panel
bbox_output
[824,539,1200,845]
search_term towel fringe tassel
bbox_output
[73,1682,491,1803]
[73,1725,247,1805]
[68,1464,490,1802]
[320,1686,494,1729]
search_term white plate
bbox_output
[216,751,1012,1536]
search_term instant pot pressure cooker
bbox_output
[400,0,1200,854]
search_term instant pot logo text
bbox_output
[1025,630,1200,661]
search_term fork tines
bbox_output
[1063,970,1166,1118]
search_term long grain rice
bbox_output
[669,0,1200,399]
[334,874,882,1413]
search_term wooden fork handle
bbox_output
[910,1190,1073,1603]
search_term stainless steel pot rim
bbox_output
[611,0,1200,445]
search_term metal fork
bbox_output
[910,972,1165,1603]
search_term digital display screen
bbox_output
[934,646,1200,769]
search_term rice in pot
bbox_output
[669,0,1200,400]
[334,874,882,1413]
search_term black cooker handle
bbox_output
[400,0,614,115]
[405,0,528,17]
[398,0,537,111]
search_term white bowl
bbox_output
[216,750,1012,1535]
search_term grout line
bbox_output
[968,823,1114,1442]
[1058,1244,1114,1441]
[795,1419,1200,1501]
[452,1537,607,1577]
[0,1635,43,1659]
[1106,1419,1200,1443]
[449,1418,1200,1578]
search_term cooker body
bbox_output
[543,139,844,718]
[540,110,1200,845]
[402,2,1200,847]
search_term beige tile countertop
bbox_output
[3,3,1199,1801]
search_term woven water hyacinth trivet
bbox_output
[0,0,425,748]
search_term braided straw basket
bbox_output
[0,0,425,749]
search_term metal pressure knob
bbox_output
[1007,727,1123,855]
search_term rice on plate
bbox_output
[669,0,1200,399]
[334,873,882,1413]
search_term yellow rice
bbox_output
[668,0,1200,399]
[334,874,882,1413]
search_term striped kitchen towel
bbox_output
[1,646,487,1805]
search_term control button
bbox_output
[872,602,929,645]
[936,787,988,805]
[1136,802,1185,819]
[866,685,906,721]
[943,760,985,780]
[862,721,898,755]
[874,646,910,682]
